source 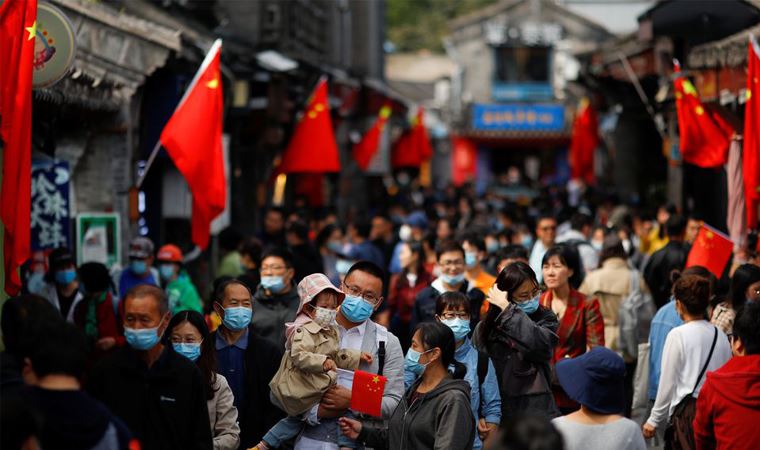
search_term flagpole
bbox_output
[136,38,223,189]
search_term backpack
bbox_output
[477,350,489,387]
[618,270,656,359]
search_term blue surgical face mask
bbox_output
[173,342,202,362]
[130,260,148,276]
[441,272,465,286]
[521,235,534,249]
[260,275,286,293]
[159,264,176,281]
[405,348,432,375]
[486,241,500,254]
[336,259,353,275]
[221,306,253,331]
[327,241,343,254]
[442,318,471,341]
[124,317,165,351]
[516,294,540,315]
[54,269,76,286]
[340,295,374,323]
[465,252,478,268]
[27,271,46,294]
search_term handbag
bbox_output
[664,326,718,450]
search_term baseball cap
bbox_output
[128,237,155,259]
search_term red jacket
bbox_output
[694,355,760,450]
[540,289,605,409]
[387,270,433,324]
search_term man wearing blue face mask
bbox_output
[210,279,284,449]
[252,247,299,347]
[295,261,405,450]
[413,240,486,331]
[41,247,84,323]
[116,237,159,302]
[87,284,213,450]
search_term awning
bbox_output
[688,23,760,69]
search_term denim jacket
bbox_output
[404,338,502,449]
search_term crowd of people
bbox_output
[2,181,760,450]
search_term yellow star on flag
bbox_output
[706,231,714,239]
[372,376,380,383]
[206,78,219,89]
[748,90,752,100]
[379,106,391,119]
[25,21,37,41]
[315,103,325,112]
[695,106,704,115]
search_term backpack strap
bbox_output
[691,327,719,395]
[378,341,386,376]
[477,351,489,388]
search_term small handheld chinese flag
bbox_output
[685,224,733,278]
[350,370,387,417]
[160,39,225,250]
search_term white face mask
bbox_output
[313,306,338,328]
[399,225,413,242]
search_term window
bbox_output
[493,46,550,83]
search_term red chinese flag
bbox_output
[160,40,225,250]
[744,36,760,228]
[674,68,733,168]
[451,136,478,187]
[0,0,37,295]
[685,224,733,278]
[568,99,599,185]
[391,107,433,169]
[350,370,387,417]
[279,78,340,173]
[354,104,391,171]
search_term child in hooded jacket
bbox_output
[253,274,372,450]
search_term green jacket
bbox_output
[166,272,202,314]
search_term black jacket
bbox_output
[643,241,690,309]
[289,243,324,283]
[412,279,485,331]
[359,377,475,450]
[473,304,560,420]
[210,325,284,448]
[252,286,300,348]
[86,346,212,450]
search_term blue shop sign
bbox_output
[31,160,71,250]
[472,103,565,132]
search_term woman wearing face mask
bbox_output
[165,310,240,450]
[340,321,476,450]
[255,273,372,450]
[711,264,760,335]
[41,247,84,323]
[404,292,502,449]
[388,241,433,353]
[473,261,560,420]
[541,244,604,415]
[316,224,346,285]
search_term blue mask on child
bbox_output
[442,318,471,341]
[173,343,202,362]
[54,269,76,286]
[340,295,374,323]
[516,295,540,315]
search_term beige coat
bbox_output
[269,320,361,416]
[579,257,649,352]
[207,374,240,450]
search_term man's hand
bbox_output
[95,337,116,351]
[323,358,337,372]
[478,418,497,442]
[338,417,363,440]
[320,385,351,411]
[642,423,656,439]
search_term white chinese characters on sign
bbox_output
[31,162,70,250]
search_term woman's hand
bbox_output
[478,418,497,441]
[487,285,510,311]
[642,423,656,439]
[338,417,363,440]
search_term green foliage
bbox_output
[386,0,500,52]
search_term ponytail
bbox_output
[414,322,461,378]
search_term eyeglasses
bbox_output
[439,259,465,268]
[539,226,557,231]
[342,283,381,305]
[513,288,541,303]
[260,265,287,272]
[441,311,470,320]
